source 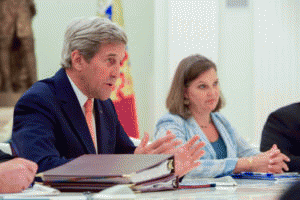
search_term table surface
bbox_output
[1,178,296,200]
[134,179,294,200]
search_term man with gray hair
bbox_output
[11,17,205,178]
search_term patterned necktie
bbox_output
[84,99,96,149]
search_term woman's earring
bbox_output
[184,99,190,105]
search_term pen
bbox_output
[35,173,44,182]
[179,183,216,189]
[29,181,35,188]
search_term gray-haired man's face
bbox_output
[79,43,126,100]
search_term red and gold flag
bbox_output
[98,0,139,138]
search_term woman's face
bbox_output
[185,68,220,114]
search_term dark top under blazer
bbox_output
[260,103,300,172]
[11,68,136,173]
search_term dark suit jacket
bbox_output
[280,181,300,200]
[11,68,136,173]
[260,103,300,172]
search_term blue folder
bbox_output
[231,172,275,180]
[232,172,300,180]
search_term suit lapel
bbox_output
[54,69,96,154]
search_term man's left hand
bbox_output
[134,130,205,178]
[134,132,182,154]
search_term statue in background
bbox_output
[0,0,37,92]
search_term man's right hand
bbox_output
[0,158,38,193]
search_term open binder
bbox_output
[40,154,178,192]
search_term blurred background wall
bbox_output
[32,0,300,148]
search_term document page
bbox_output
[0,183,60,199]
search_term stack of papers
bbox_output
[1,184,137,199]
[0,183,60,199]
[179,176,238,189]
[274,172,300,178]
[274,172,300,183]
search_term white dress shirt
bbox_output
[67,74,98,154]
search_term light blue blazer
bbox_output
[154,112,259,178]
